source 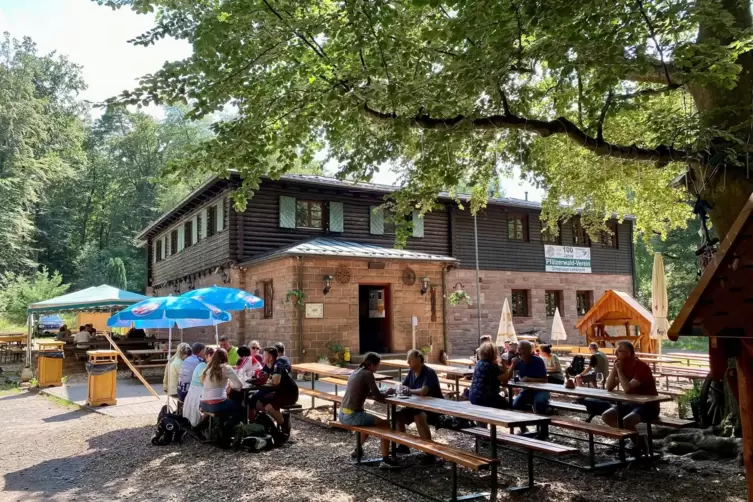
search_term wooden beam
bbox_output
[102,332,159,399]
[737,340,753,502]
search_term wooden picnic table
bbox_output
[126,348,169,377]
[385,395,549,499]
[292,362,391,408]
[508,381,671,406]
[0,334,27,344]
[446,357,475,367]
[379,359,473,400]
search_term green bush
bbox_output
[677,380,702,420]
[0,268,70,325]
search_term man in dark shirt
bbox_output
[252,346,299,434]
[273,342,292,373]
[394,350,443,462]
[505,341,549,414]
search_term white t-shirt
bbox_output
[73,330,90,344]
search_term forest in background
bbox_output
[0,33,706,348]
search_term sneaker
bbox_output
[379,458,402,469]
[350,445,364,459]
[395,444,411,455]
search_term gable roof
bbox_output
[239,237,457,266]
[575,289,654,336]
[668,194,753,340]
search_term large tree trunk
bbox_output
[688,0,753,239]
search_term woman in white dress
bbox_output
[183,347,214,427]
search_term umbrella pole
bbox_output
[215,324,219,346]
[167,326,173,413]
[473,214,482,342]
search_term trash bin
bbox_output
[86,350,118,407]
[37,341,65,388]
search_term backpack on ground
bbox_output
[566,355,586,377]
[233,412,282,452]
[151,413,190,446]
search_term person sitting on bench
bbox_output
[199,348,245,435]
[164,343,191,411]
[469,342,509,410]
[184,348,214,429]
[273,342,292,373]
[178,342,206,403]
[338,352,398,469]
[394,349,444,463]
[251,346,299,435]
[576,342,609,388]
[602,341,660,431]
[235,345,262,381]
[540,344,565,385]
[505,340,549,415]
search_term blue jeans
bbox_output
[200,399,246,425]
[512,390,550,415]
[338,410,377,426]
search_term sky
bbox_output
[0,0,544,201]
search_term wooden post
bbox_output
[102,331,159,399]
[737,339,753,502]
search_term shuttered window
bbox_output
[206,206,217,238]
[263,280,273,319]
[576,291,593,316]
[370,206,385,235]
[545,291,562,317]
[161,236,167,260]
[296,200,324,229]
[279,196,296,228]
[328,201,344,232]
[184,220,193,248]
[600,221,618,249]
[217,202,224,231]
[541,221,561,244]
[511,290,529,317]
[412,210,424,238]
[200,208,208,240]
[177,226,184,251]
[572,219,591,247]
[169,230,178,255]
[155,240,162,263]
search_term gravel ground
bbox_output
[0,390,747,502]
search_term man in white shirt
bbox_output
[73,325,91,348]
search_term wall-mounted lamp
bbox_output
[323,275,333,295]
[420,276,430,295]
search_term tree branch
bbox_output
[636,0,672,85]
[597,91,613,142]
[361,103,691,165]
[499,86,512,115]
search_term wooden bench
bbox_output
[462,426,578,454]
[549,401,589,414]
[657,388,687,398]
[652,416,696,428]
[330,422,501,498]
[548,416,638,468]
[299,388,344,420]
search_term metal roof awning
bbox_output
[240,238,458,266]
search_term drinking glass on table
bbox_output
[595,372,604,386]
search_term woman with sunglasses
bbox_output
[249,340,263,364]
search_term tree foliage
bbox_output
[0,268,70,325]
[100,0,753,240]
[105,257,128,290]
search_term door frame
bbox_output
[358,283,393,354]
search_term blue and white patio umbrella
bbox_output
[180,286,263,344]
[107,296,230,358]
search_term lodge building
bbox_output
[138,174,635,361]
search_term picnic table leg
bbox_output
[489,424,498,500]
[454,376,460,401]
[616,407,626,462]
[390,403,397,458]
[310,371,315,409]
[646,422,654,457]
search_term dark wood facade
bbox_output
[450,205,634,274]
[234,180,450,263]
[141,174,635,288]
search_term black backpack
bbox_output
[566,355,586,377]
[151,413,190,446]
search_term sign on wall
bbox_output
[544,245,592,273]
[305,303,324,318]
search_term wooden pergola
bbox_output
[575,290,654,352]
[668,194,753,501]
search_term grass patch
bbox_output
[42,393,81,410]
[0,383,20,396]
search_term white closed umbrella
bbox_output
[550,307,568,346]
[496,298,518,346]
[651,252,670,356]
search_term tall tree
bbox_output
[0,34,86,274]
[105,257,128,290]
[100,0,753,241]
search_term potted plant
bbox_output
[285,289,307,309]
[449,290,472,306]
[326,342,344,364]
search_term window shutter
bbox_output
[279,196,296,228]
[153,241,158,263]
[370,206,384,235]
[216,201,224,231]
[412,210,424,238]
[178,226,184,251]
[161,236,167,260]
[201,208,208,238]
[192,215,198,243]
[329,201,344,232]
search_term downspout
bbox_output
[297,256,305,362]
[629,221,638,297]
[441,264,449,354]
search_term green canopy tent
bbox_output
[25,285,148,366]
